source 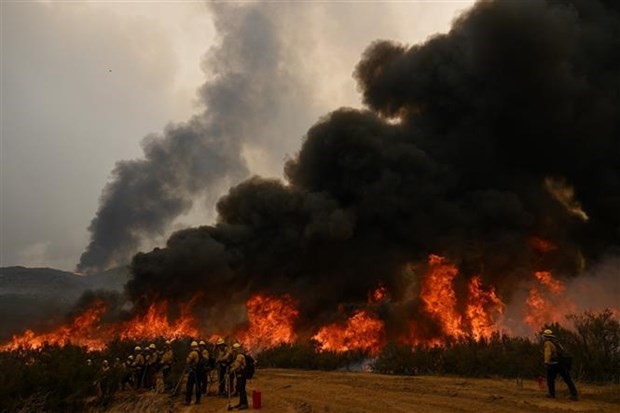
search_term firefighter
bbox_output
[121,355,134,390]
[198,340,210,394]
[215,338,232,397]
[161,340,174,391]
[112,357,123,393]
[99,360,112,401]
[132,346,145,389]
[146,343,159,389]
[185,341,201,405]
[543,329,578,400]
[229,342,249,410]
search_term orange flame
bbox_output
[0,300,108,351]
[466,276,504,340]
[525,271,575,329]
[529,237,557,253]
[369,285,388,304]
[313,309,385,355]
[117,300,200,341]
[237,294,299,353]
[420,255,464,337]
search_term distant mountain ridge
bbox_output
[0,266,129,341]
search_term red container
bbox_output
[252,389,262,409]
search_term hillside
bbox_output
[0,266,129,340]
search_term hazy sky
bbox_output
[1,0,473,271]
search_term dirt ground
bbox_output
[107,369,620,413]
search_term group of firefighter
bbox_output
[91,328,578,407]
[94,338,251,410]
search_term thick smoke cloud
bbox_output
[128,0,618,338]
[78,3,315,272]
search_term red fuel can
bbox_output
[252,389,262,409]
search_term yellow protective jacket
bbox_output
[216,345,232,364]
[147,351,159,366]
[133,353,145,368]
[186,349,200,368]
[230,353,246,375]
[161,349,174,366]
[544,339,558,365]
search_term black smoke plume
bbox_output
[127,0,619,339]
[78,3,312,273]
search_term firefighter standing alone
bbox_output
[542,329,578,400]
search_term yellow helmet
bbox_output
[199,340,206,346]
[128,355,134,360]
[165,340,172,345]
[232,342,241,349]
[134,346,142,352]
[190,341,199,348]
[542,329,554,336]
[216,338,225,345]
[149,343,156,350]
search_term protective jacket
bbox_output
[147,351,159,366]
[186,349,200,370]
[133,353,145,368]
[230,353,246,375]
[161,349,174,366]
[215,345,232,365]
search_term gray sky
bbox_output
[1,0,473,271]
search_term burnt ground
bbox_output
[102,369,620,413]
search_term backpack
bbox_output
[551,339,573,371]
[244,354,256,379]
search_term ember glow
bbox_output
[237,294,299,353]
[525,270,576,330]
[529,237,557,253]
[313,309,385,355]
[369,285,387,304]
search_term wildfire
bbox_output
[1,298,201,352]
[0,255,593,354]
[117,300,200,341]
[0,300,108,351]
[237,294,299,353]
[420,255,464,337]
[466,276,504,340]
[313,309,385,355]
[525,270,575,329]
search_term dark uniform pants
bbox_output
[218,364,228,395]
[162,365,171,391]
[236,374,248,407]
[546,363,578,397]
[186,371,201,404]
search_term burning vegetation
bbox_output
[4,0,620,363]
